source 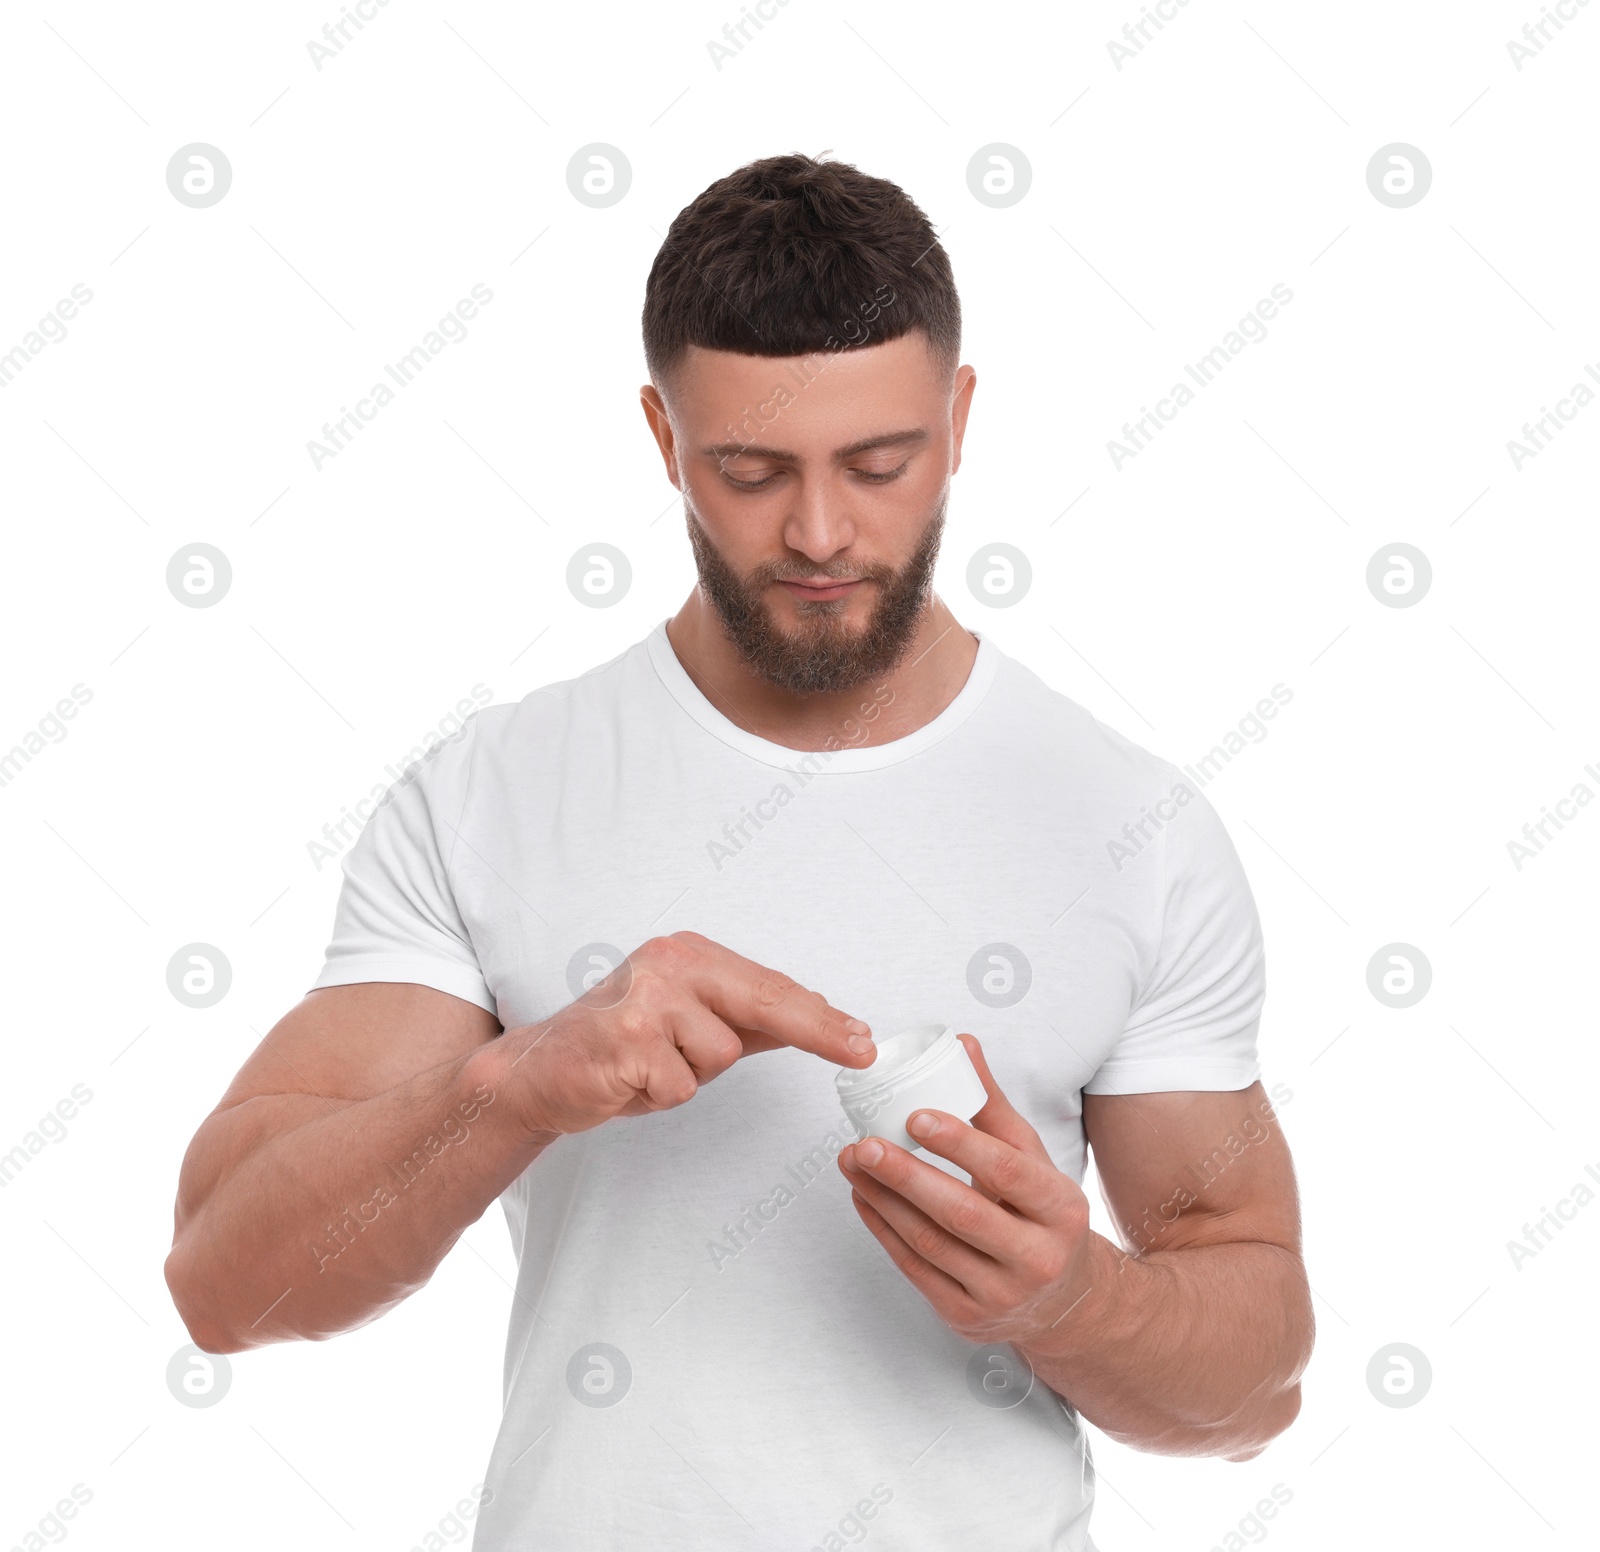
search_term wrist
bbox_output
[1019,1231,1143,1364]
[464,1028,563,1149]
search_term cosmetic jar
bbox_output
[835,1023,988,1154]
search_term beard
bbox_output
[684,491,947,695]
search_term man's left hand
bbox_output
[838,1032,1098,1349]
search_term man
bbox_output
[164,152,1312,1551]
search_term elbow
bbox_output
[1222,1383,1302,1462]
[164,1242,249,1356]
[1223,1261,1314,1461]
[1265,1379,1304,1442]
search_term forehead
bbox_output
[666,331,941,429]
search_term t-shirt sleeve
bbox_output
[1084,777,1265,1095]
[308,715,498,1018]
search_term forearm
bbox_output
[1015,1231,1313,1459]
[165,1042,555,1352]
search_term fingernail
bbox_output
[844,1018,871,1036]
[846,1033,875,1056]
[907,1112,938,1138]
[856,1139,884,1166]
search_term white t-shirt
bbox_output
[312,618,1266,1552]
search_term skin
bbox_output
[165,323,1311,1469]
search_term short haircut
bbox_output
[642,152,961,397]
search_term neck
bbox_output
[665,591,979,752]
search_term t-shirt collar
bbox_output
[645,616,1000,773]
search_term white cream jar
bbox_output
[835,1022,988,1155]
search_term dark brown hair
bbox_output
[642,152,960,394]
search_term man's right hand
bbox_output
[493,931,876,1138]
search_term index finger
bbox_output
[899,1111,1065,1223]
[670,931,877,1067]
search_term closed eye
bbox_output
[721,461,910,492]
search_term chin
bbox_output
[779,602,865,633]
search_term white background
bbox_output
[2,1,1595,1548]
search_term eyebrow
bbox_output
[702,427,930,464]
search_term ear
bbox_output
[948,365,977,475]
[639,384,681,488]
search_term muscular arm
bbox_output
[1014,1082,1313,1460]
[165,936,879,1356]
[162,982,551,1354]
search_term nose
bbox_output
[781,476,858,566]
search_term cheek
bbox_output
[859,460,940,514]
[687,497,773,571]
[684,475,743,533]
